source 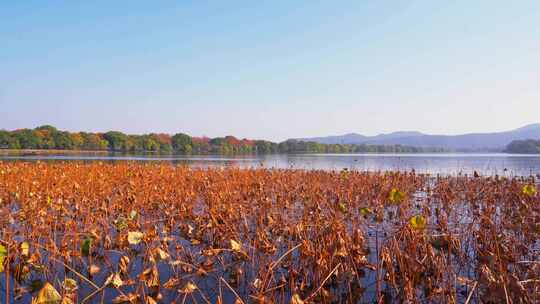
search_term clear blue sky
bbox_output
[1,1,539,141]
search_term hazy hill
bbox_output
[296,124,540,151]
[505,139,540,154]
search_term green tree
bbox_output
[81,132,108,150]
[69,133,84,149]
[172,133,192,153]
[0,131,19,149]
[14,129,42,149]
[103,131,129,151]
[35,125,58,133]
[53,131,75,149]
[141,135,160,151]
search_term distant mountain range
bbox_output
[294,123,540,152]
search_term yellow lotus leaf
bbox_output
[155,248,170,260]
[127,231,144,245]
[388,188,405,203]
[62,278,78,292]
[409,215,426,230]
[105,272,123,288]
[21,242,30,256]
[0,244,7,273]
[32,282,62,304]
[230,239,242,252]
[128,210,137,221]
[359,207,371,217]
[179,281,197,294]
[291,294,305,304]
[522,184,537,196]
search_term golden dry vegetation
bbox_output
[0,162,538,303]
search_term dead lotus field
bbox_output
[0,162,539,303]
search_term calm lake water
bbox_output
[1,153,540,176]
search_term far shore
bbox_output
[0,148,529,156]
[0,149,109,155]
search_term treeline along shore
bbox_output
[505,139,540,154]
[0,125,447,154]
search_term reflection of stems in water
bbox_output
[15,238,101,290]
[375,229,380,299]
[52,257,100,290]
[304,263,341,302]
[220,277,246,304]
[464,281,477,304]
[5,244,9,304]
[260,243,302,293]
[81,287,103,303]
[494,235,511,304]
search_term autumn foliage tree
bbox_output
[0,125,444,154]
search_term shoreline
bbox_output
[0,149,109,155]
[0,148,523,156]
